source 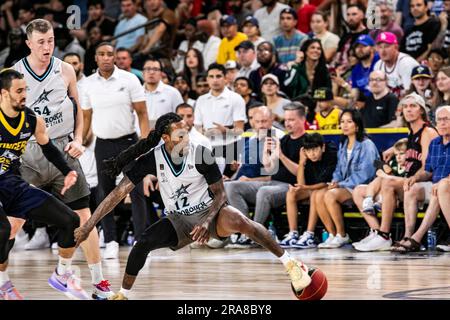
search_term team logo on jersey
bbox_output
[54,69,60,74]
[30,89,54,108]
[19,132,31,139]
[169,183,192,200]
[118,87,126,92]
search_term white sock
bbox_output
[57,256,72,275]
[88,262,104,284]
[278,250,292,267]
[119,287,131,298]
[0,270,10,286]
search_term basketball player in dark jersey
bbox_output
[74,113,314,300]
[0,69,87,300]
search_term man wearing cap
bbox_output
[217,15,248,65]
[351,34,380,99]
[273,8,307,65]
[313,87,341,130]
[362,70,399,128]
[242,16,266,48]
[254,0,291,42]
[374,31,419,97]
[235,40,260,78]
[410,65,435,107]
[401,0,441,61]
[369,0,404,44]
[225,60,240,89]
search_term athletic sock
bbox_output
[279,250,292,267]
[119,287,131,298]
[0,270,10,286]
[57,256,72,275]
[88,262,104,284]
[377,230,390,240]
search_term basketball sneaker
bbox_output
[25,227,50,250]
[279,231,299,248]
[108,292,128,300]
[326,233,351,248]
[286,260,311,294]
[48,269,90,300]
[92,280,114,300]
[318,233,335,248]
[355,233,392,252]
[352,229,377,249]
[103,241,119,259]
[292,231,317,249]
[0,281,24,300]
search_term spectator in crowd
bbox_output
[53,27,86,62]
[235,40,260,78]
[333,4,368,70]
[225,102,308,246]
[369,0,404,44]
[361,70,400,128]
[196,19,221,70]
[63,52,87,88]
[309,11,340,62]
[350,34,380,99]
[427,48,448,76]
[181,47,205,95]
[401,0,441,61]
[234,76,263,130]
[229,0,253,26]
[115,47,144,83]
[435,66,450,107]
[254,0,291,41]
[280,133,338,248]
[195,73,210,97]
[315,109,379,249]
[217,15,248,64]
[374,32,419,97]
[0,30,8,68]
[176,103,211,149]
[354,93,439,251]
[396,0,416,32]
[0,1,34,33]
[241,16,266,48]
[273,7,307,65]
[434,0,450,49]
[143,57,184,129]
[295,0,317,34]
[313,87,341,130]
[113,0,148,50]
[285,38,331,98]
[406,65,437,112]
[392,106,450,252]
[84,27,104,76]
[249,41,289,97]
[172,18,204,74]
[225,60,240,89]
[261,73,291,126]
[173,74,196,107]
[296,93,319,129]
[3,28,30,68]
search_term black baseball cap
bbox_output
[235,40,255,51]
[280,7,298,20]
[313,87,334,101]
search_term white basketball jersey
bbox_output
[155,143,214,215]
[14,56,75,139]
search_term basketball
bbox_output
[292,267,328,300]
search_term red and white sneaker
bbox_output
[92,280,114,300]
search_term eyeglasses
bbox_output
[436,117,450,123]
[369,78,386,82]
[143,67,161,73]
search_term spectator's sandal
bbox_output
[391,237,409,250]
[391,237,421,253]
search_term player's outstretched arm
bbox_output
[74,176,135,246]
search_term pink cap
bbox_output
[376,32,398,45]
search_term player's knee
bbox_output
[234,215,254,235]
[0,222,11,242]
[64,212,80,231]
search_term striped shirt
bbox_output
[273,30,306,65]
[424,136,450,183]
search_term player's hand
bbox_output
[238,175,251,182]
[74,224,91,247]
[143,174,159,196]
[327,181,338,189]
[213,122,228,134]
[64,140,85,158]
[190,222,210,245]
[403,176,417,192]
[61,170,78,195]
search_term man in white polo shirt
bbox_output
[81,42,150,259]
[195,63,247,173]
[143,58,184,129]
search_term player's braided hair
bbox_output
[103,112,183,177]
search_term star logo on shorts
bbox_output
[170,183,192,200]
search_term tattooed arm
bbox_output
[74,176,135,246]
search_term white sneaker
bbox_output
[103,241,119,259]
[326,233,351,248]
[25,228,50,250]
[362,197,375,215]
[206,238,226,249]
[318,233,335,248]
[12,229,29,251]
[98,229,106,248]
[189,242,205,249]
[436,244,450,252]
[352,229,377,249]
[51,242,58,249]
[355,234,392,252]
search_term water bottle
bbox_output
[127,231,135,246]
[322,230,329,243]
[427,229,436,250]
[268,222,278,242]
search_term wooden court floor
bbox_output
[6,245,450,300]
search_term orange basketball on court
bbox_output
[292,267,328,300]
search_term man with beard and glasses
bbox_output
[332,4,368,69]
[401,0,441,61]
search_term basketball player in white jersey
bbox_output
[74,113,313,300]
[10,19,113,299]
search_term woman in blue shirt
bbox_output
[315,109,380,248]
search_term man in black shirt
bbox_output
[362,70,399,128]
[280,133,338,249]
[401,0,441,61]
